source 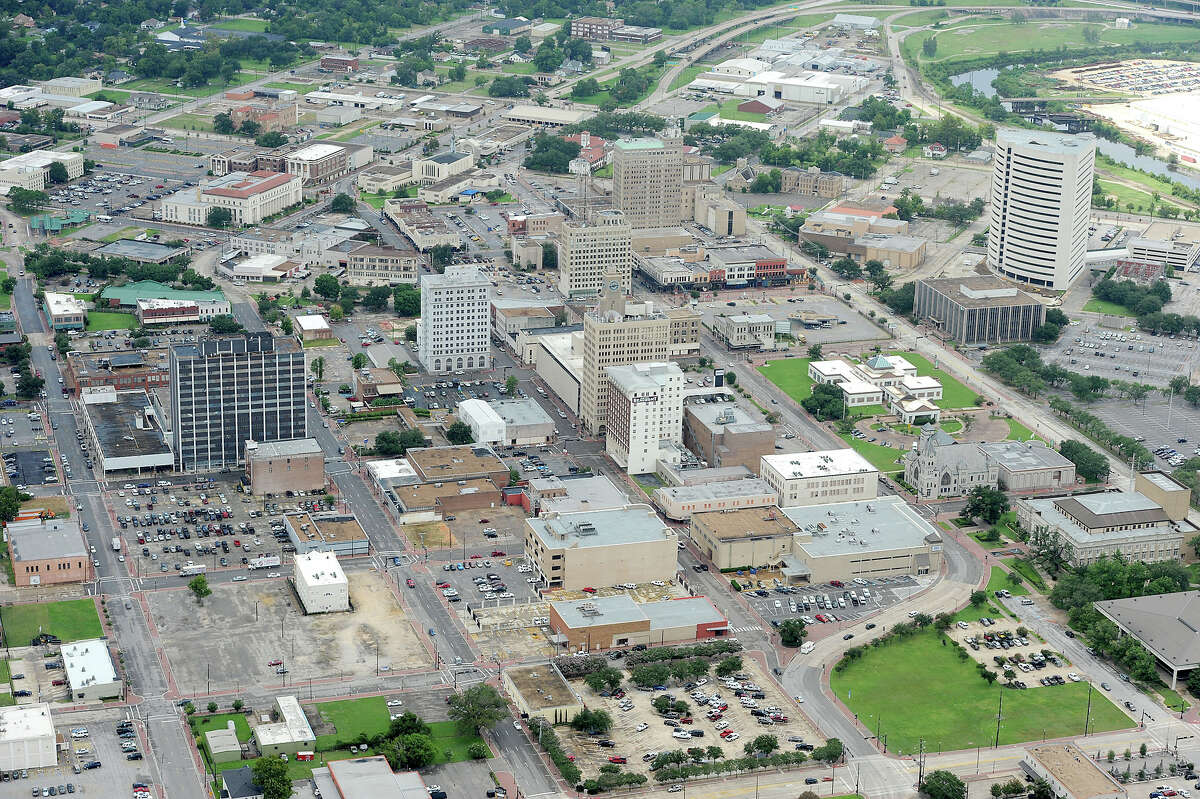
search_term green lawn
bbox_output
[985,565,1030,596]
[162,113,216,132]
[0,268,9,311]
[303,338,341,348]
[573,63,666,107]
[501,62,537,75]
[100,226,143,243]
[122,72,257,98]
[2,599,102,646]
[704,103,767,123]
[668,64,708,92]
[838,432,904,474]
[1153,684,1190,714]
[214,17,269,31]
[940,419,962,435]
[952,601,1006,623]
[758,357,816,402]
[970,531,1009,551]
[894,9,953,27]
[1082,298,1136,317]
[1005,418,1037,442]
[885,351,977,409]
[192,712,253,742]
[912,21,1200,64]
[86,311,137,331]
[831,629,1129,754]
[84,88,135,104]
[313,697,390,750]
[428,720,491,763]
[1004,557,1048,593]
[1095,179,1155,212]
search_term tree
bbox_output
[812,738,843,763]
[54,331,69,356]
[0,486,32,523]
[47,161,69,185]
[391,733,437,768]
[447,684,507,733]
[963,485,1009,525]
[351,353,368,370]
[310,356,326,382]
[807,343,823,359]
[404,325,417,342]
[393,286,420,316]
[1060,439,1111,481]
[8,188,48,215]
[314,273,341,301]
[514,35,532,54]
[375,429,425,455]
[281,316,293,336]
[214,112,236,134]
[446,421,474,445]
[505,375,519,396]
[188,575,212,605]
[233,699,245,712]
[779,618,807,647]
[16,370,43,399]
[1030,780,1054,799]
[209,315,245,335]
[969,590,987,607]
[331,193,356,213]
[207,206,233,228]
[364,286,391,313]
[921,770,966,799]
[744,734,778,756]
[239,120,262,138]
[252,755,293,799]
[922,37,938,58]
[714,656,743,677]
[570,709,613,734]
[256,131,287,148]
[208,701,219,713]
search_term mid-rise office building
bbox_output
[169,334,307,471]
[558,210,632,299]
[418,266,490,374]
[988,129,1095,291]
[914,276,1046,345]
[524,505,678,590]
[605,362,684,474]
[612,137,683,229]
[760,449,879,507]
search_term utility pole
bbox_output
[917,738,927,788]
[1085,681,1094,736]
[994,689,1004,748]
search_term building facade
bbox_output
[524,505,678,590]
[914,276,1047,345]
[245,438,325,495]
[558,210,632,299]
[988,129,1095,291]
[294,551,350,613]
[418,267,490,373]
[713,313,775,349]
[605,362,684,474]
[612,137,683,229]
[160,170,302,227]
[760,449,879,507]
[169,335,307,471]
[344,245,422,286]
[903,427,998,501]
[682,402,775,475]
[7,517,90,586]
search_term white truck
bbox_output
[111,537,121,552]
[180,564,207,577]
[247,555,281,570]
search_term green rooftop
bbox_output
[614,137,666,150]
[99,280,227,307]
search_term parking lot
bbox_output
[4,449,57,488]
[1036,325,1198,388]
[741,575,926,628]
[946,617,1086,692]
[434,547,539,605]
[0,719,157,799]
[564,659,822,778]
[147,567,425,694]
[1062,391,1200,469]
[0,412,40,447]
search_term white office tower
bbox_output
[558,209,632,300]
[418,266,491,373]
[988,129,1095,291]
[604,362,684,474]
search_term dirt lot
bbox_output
[562,659,822,777]
[149,569,427,692]
[406,520,452,549]
[947,618,1079,688]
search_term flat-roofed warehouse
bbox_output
[1021,744,1124,799]
[779,496,943,583]
[652,477,778,521]
[80,388,173,476]
[94,239,187,264]
[61,638,121,701]
[548,594,728,652]
[501,663,583,724]
[524,505,678,590]
[406,445,508,485]
[503,104,591,129]
[913,276,1047,345]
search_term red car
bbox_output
[268,659,282,666]
[435,581,451,588]
[234,540,241,547]
[155,184,164,188]
[406,578,415,588]
[491,550,506,557]
[582,587,597,593]
[830,580,844,588]
[771,714,788,722]
[679,717,692,724]
[607,757,626,764]
[720,730,733,739]
[479,518,490,524]
[469,554,483,559]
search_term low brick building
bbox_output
[245,438,325,496]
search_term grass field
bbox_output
[122,72,257,98]
[704,103,767,123]
[1006,418,1038,441]
[758,357,816,402]
[912,21,1200,64]
[1004,557,1048,593]
[86,311,137,331]
[314,696,390,750]
[0,268,8,311]
[893,9,953,27]
[985,565,1030,596]
[573,63,666,107]
[427,720,491,763]
[1154,684,1190,714]
[837,432,905,473]
[940,419,963,434]
[830,628,1129,754]
[885,351,977,409]
[501,63,537,75]
[2,599,102,646]
[1082,298,1136,317]
[668,64,709,92]
[1095,179,1155,212]
[162,113,215,132]
[214,17,269,31]
[99,226,143,243]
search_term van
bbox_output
[800,641,815,655]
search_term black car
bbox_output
[126,754,143,761]
[82,762,101,770]
[805,778,818,785]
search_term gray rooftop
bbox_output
[221,766,262,799]
[1023,491,1191,547]
[527,505,671,549]
[95,239,186,262]
[247,438,323,460]
[917,276,1042,309]
[1142,471,1189,493]
[654,477,775,504]
[552,594,725,630]
[530,474,630,513]
[686,401,772,434]
[489,397,553,428]
[979,440,1074,472]
[428,151,472,165]
[857,234,926,253]
[782,496,941,557]
[7,518,86,562]
[1095,591,1200,668]
[318,757,426,799]
[85,392,171,460]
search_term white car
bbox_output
[266,572,280,578]
[794,695,805,703]
[635,723,648,732]
[726,732,740,741]
[713,721,728,730]
[232,576,247,582]
[651,580,666,587]
[1067,673,1081,682]
[671,730,691,740]
[387,700,403,707]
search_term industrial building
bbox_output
[549,595,727,652]
[683,400,775,475]
[245,438,325,496]
[779,496,944,583]
[760,449,878,507]
[312,756,428,799]
[502,105,591,129]
[913,277,1047,346]
[406,445,508,485]
[1016,487,1192,567]
[98,280,229,317]
[6,517,90,586]
[0,704,57,771]
[989,129,1095,291]
[61,639,121,701]
[294,551,350,614]
[80,388,174,476]
[457,398,556,446]
[604,362,684,474]
[524,505,678,590]
[253,695,316,757]
[502,664,582,724]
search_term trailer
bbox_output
[247,555,281,570]
[180,564,207,577]
[111,537,121,552]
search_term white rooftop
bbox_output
[44,292,87,316]
[256,695,315,746]
[761,448,878,480]
[291,143,343,161]
[0,704,54,743]
[61,638,118,691]
[366,458,419,484]
[295,550,346,586]
[295,314,331,331]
